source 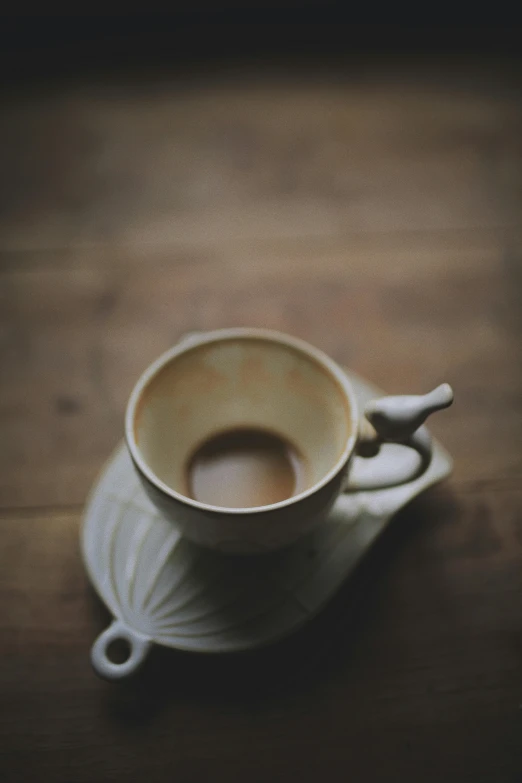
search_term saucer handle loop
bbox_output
[345,384,453,491]
[91,620,152,680]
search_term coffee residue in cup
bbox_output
[186,427,308,509]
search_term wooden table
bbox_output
[1,55,521,782]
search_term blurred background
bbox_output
[1,17,521,508]
[1,15,522,783]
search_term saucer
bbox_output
[82,369,452,680]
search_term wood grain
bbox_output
[0,74,521,252]
[1,488,521,782]
[0,58,521,782]
[1,234,520,507]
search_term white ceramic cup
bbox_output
[125,329,453,553]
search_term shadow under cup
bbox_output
[130,335,355,512]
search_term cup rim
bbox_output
[125,328,359,515]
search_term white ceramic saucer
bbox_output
[82,369,452,680]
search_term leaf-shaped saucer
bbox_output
[82,369,452,680]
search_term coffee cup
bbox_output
[125,328,453,553]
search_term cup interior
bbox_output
[129,334,354,508]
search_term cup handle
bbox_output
[91,620,152,680]
[344,383,453,492]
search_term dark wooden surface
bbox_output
[1,54,522,782]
